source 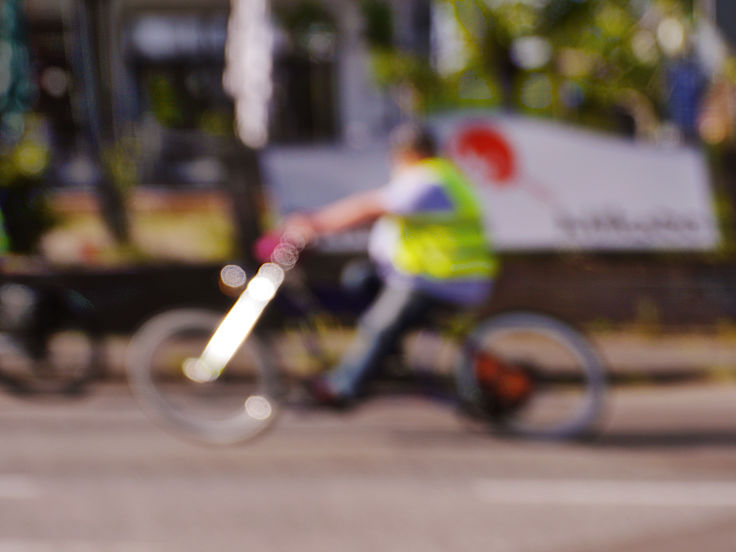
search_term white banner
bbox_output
[432,113,720,251]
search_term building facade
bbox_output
[21,0,432,189]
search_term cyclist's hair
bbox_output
[389,122,437,158]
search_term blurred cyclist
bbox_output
[282,122,499,407]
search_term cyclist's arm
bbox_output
[285,189,387,241]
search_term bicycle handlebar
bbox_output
[254,231,308,270]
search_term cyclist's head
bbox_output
[389,122,437,167]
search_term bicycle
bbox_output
[126,235,608,445]
[0,274,104,396]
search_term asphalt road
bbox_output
[2,382,736,551]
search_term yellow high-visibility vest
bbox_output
[391,158,498,280]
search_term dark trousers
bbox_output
[326,283,447,398]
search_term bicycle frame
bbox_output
[126,237,608,443]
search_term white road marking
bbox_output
[0,541,159,552]
[474,479,736,507]
[0,476,41,499]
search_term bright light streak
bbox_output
[182,357,212,383]
[244,395,272,420]
[184,263,285,383]
[247,275,278,302]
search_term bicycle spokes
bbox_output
[460,313,606,440]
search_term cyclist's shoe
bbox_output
[303,376,354,411]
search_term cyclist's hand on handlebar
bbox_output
[281,213,318,246]
[254,214,317,264]
[254,233,282,263]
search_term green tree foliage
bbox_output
[369,0,700,137]
[0,0,53,253]
[274,0,337,57]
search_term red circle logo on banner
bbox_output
[451,125,517,186]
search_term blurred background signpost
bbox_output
[222,0,274,266]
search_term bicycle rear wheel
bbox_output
[457,312,607,440]
[127,309,281,445]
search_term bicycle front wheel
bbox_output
[457,312,607,440]
[127,309,281,445]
